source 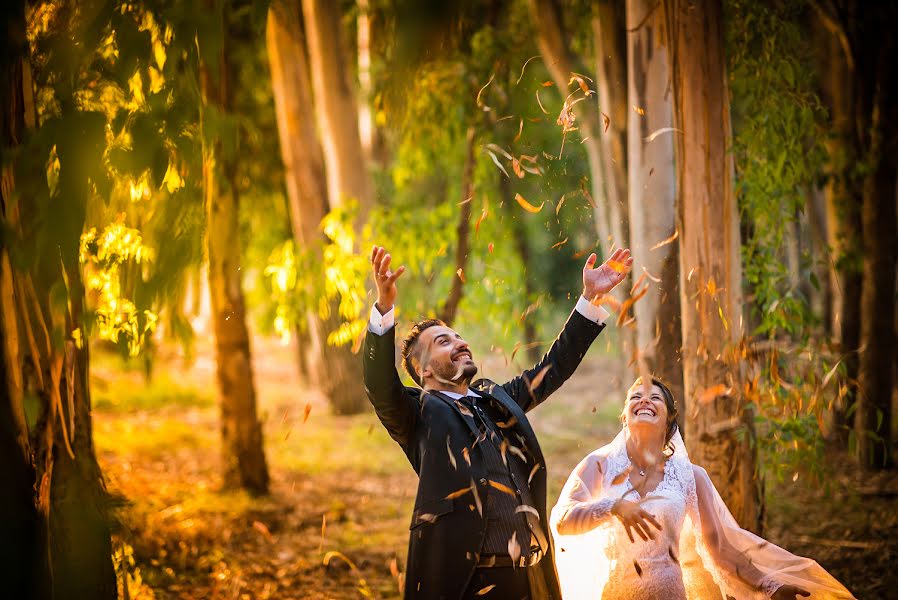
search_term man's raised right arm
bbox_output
[363,246,416,448]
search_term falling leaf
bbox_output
[457,268,466,283]
[602,112,610,132]
[536,89,549,114]
[528,463,541,484]
[488,480,517,496]
[455,400,473,417]
[642,266,662,283]
[698,384,732,405]
[253,520,274,542]
[508,531,521,565]
[633,105,645,115]
[706,277,718,297]
[569,72,593,94]
[551,238,568,249]
[556,194,567,214]
[516,55,541,85]
[496,416,518,429]
[512,157,525,178]
[488,242,494,253]
[471,479,483,516]
[515,505,540,518]
[617,286,649,328]
[821,360,842,389]
[499,438,509,466]
[458,196,473,205]
[541,80,554,87]
[447,436,457,470]
[633,560,643,577]
[514,119,524,143]
[281,409,289,423]
[417,513,438,524]
[668,546,680,564]
[476,585,496,596]
[644,127,683,142]
[650,230,679,251]
[526,365,552,394]
[303,403,312,423]
[476,74,495,109]
[390,558,400,579]
[486,150,509,178]
[445,487,472,500]
[508,445,527,463]
[475,201,489,233]
[514,193,544,213]
[463,447,471,466]
[611,465,633,486]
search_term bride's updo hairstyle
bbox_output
[621,377,679,455]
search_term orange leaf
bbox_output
[488,479,516,496]
[514,119,523,143]
[611,465,633,486]
[514,193,544,213]
[303,403,312,423]
[698,384,732,405]
[551,238,568,249]
[457,268,466,283]
[253,520,274,542]
[476,585,496,596]
[488,242,494,253]
[541,80,554,87]
[445,487,472,500]
[650,230,678,251]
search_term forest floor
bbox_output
[91,333,898,600]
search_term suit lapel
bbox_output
[474,381,546,468]
[426,390,482,439]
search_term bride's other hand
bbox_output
[771,584,810,599]
[612,498,662,542]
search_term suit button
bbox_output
[479,478,487,485]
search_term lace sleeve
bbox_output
[551,453,617,535]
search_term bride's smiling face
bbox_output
[624,383,668,432]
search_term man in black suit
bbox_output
[364,244,632,599]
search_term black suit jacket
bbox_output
[363,308,605,600]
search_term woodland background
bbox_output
[1,0,896,598]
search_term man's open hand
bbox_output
[371,245,406,313]
[583,248,633,303]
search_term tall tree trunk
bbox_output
[0,7,42,594]
[815,14,861,444]
[626,0,683,408]
[593,0,629,251]
[200,10,269,494]
[3,4,115,595]
[267,0,367,415]
[302,0,373,216]
[855,17,898,468]
[529,0,628,274]
[664,0,760,531]
[438,127,475,326]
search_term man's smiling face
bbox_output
[416,325,478,387]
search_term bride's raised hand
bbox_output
[612,498,662,543]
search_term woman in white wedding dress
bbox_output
[550,378,855,600]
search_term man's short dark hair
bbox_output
[401,318,446,386]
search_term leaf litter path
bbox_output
[93,335,896,599]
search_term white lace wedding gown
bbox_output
[550,430,855,600]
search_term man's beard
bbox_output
[431,360,478,386]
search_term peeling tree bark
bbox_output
[664,0,760,531]
[267,0,367,415]
[303,0,373,217]
[626,0,683,408]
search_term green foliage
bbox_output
[726,0,831,480]
[726,0,827,339]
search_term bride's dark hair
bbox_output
[622,377,679,455]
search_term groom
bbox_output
[364,244,632,599]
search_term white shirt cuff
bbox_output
[368,304,395,335]
[575,295,610,325]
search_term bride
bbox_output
[550,378,855,600]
